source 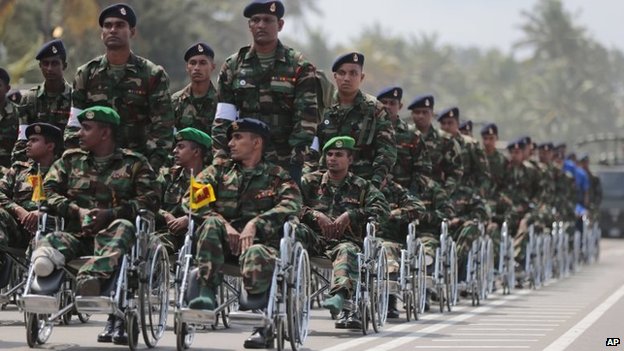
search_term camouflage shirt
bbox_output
[0,161,51,212]
[300,170,390,242]
[214,40,318,166]
[193,159,302,245]
[485,149,508,197]
[71,53,175,170]
[391,118,432,194]
[43,148,161,233]
[379,179,426,241]
[455,134,490,197]
[13,81,73,163]
[171,83,217,134]
[0,100,19,168]
[420,126,463,195]
[316,90,397,187]
[157,165,190,218]
[501,161,534,212]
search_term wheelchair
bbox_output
[310,217,389,335]
[433,219,458,312]
[394,221,427,321]
[580,216,600,265]
[223,218,311,351]
[1,246,30,310]
[172,217,242,350]
[540,228,553,283]
[465,220,494,306]
[17,209,93,348]
[551,221,570,279]
[52,209,169,351]
[524,224,543,289]
[498,221,514,295]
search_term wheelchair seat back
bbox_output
[31,269,65,296]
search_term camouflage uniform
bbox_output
[37,148,160,281]
[213,40,318,174]
[171,83,217,134]
[456,134,490,197]
[71,54,175,170]
[156,165,191,251]
[13,81,73,162]
[315,91,397,187]
[391,119,432,194]
[421,126,463,196]
[0,99,19,168]
[297,170,390,298]
[417,177,455,258]
[501,160,535,257]
[0,161,51,249]
[379,179,427,273]
[191,159,301,294]
[485,149,509,221]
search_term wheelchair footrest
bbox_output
[74,296,116,314]
[228,311,271,327]
[21,294,60,314]
[178,308,217,324]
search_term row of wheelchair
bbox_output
[0,210,601,351]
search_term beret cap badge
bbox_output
[270,2,276,12]
[120,7,127,15]
[353,53,358,62]
[34,125,41,134]
[86,111,95,119]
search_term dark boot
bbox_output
[387,295,400,318]
[243,326,274,349]
[322,291,346,316]
[112,317,128,345]
[334,310,350,329]
[97,314,115,343]
[345,311,362,329]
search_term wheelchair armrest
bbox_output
[138,209,155,220]
[39,206,50,213]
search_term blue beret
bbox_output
[184,42,214,61]
[459,120,473,132]
[437,107,460,122]
[332,52,364,72]
[507,138,526,150]
[0,68,9,85]
[520,135,532,146]
[407,94,434,110]
[99,3,136,28]
[244,0,284,19]
[480,123,498,136]
[537,142,554,151]
[26,123,62,144]
[7,90,21,104]
[227,118,271,141]
[376,86,402,101]
[36,39,66,61]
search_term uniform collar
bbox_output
[97,52,143,74]
[320,171,355,190]
[36,80,72,99]
[178,82,216,101]
[245,40,287,63]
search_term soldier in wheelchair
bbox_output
[189,118,303,349]
[27,106,161,344]
[0,123,63,300]
[297,136,390,329]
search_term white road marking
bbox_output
[430,338,538,342]
[413,346,530,349]
[543,282,624,351]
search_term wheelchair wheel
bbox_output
[60,290,72,325]
[276,317,286,351]
[360,297,370,335]
[78,312,90,323]
[175,317,194,351]
[415,243,427,316]
[25,312,53,347]
[447,242,458,310]
[287,244,310,350]
[219,275,240,329]
[372,246,388,332]
[140,244,170,348]
[483,238,494,298]
[126,311,140,351]
[400,249,413,322]
[434,247,445,313]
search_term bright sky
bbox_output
[288,0,624,53]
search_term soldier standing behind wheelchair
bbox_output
[30,106,161,345]
[189,118,302,349]
[297,136,390,329]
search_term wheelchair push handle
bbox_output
[366,217,377,238]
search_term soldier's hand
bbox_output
[21,210,40,234]
[163,212,176,225]
[315,211,333,238]
[239,220,257,254]
[449,218,462,228]
[83,209,113,235]
[333,212,351,238]
[168,216,189,235]
[390,208,402,220]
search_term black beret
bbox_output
[36,39,66,61]
[99,3,136,28]
[227,118,271,141]
[7,90,21,104]
[480,123,498,136]
[408,94,434,110]
[184,42,215,61]
[579,153,589,162]
[332,52,364,72]
[25,123,62,144]
[507,138,526,151]
[376,86,403,101]
[520,135,532,145]
[244,0,285,19]
[459,120,473,132]
[537,142,554,151]
[437,107,460,122]
[0,68,9,85]
[554,142,567,150]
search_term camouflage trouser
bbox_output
[381,241,401,274]
[0,208,29,250]
[451,221,480,269]
[37,219,135,281]
[195,216,278,294]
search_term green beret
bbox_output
[323,136,356,153]
[175,127,213,150]
[77,106,120,126]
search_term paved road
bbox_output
[1,238,623,351]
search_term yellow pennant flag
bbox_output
[28,173,46,202]
[190,175,216,210]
